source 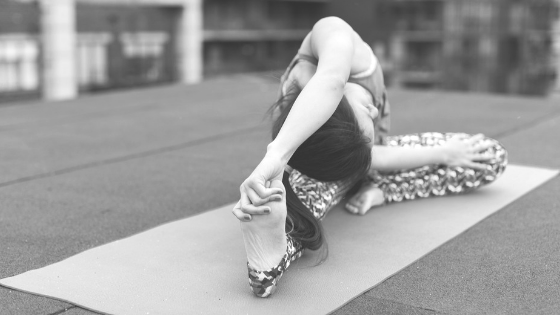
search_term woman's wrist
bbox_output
[436,145,450,165]
[266,141,294,165]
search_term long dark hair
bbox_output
[271,86,372,252]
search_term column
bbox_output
[554,0,560,92]
[389,35,404,88]
[177,0,203,84]
[40,0,77,101]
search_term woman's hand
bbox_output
[441,134,494,170]
[232,153,286,222]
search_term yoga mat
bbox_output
[1,165,557,315]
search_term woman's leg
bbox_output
[240,179,304,298]
[246,168,337,297]
[347,132,508,213]
[377,132,507,202]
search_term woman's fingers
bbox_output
[471,152,494,161]
[245,188,283,207]
[232,208,250,222]
[245,188,266,207]
[232,201,252,222]
[244,190,283,209]
[467,133,485,144]
[239,182,268,208]
[473,141,494,153]
[464,160,489,171]
[240,203,273,215]
[345,203,358,214]
[482,141,495,150]
[238,183,282,221]
[238,193,254,220]
[247,181,284,206]
[466,135,497,156]
[232,199,281,222]
[234,198,278,220]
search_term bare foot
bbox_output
[239,180,287,271]
[345,183,384,215]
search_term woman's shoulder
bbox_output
[299,19,376,77]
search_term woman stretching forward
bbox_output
[232,17,507,297]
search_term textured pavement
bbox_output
[0,75,559,315]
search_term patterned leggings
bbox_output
[248,132,508,297]
[371,132,508,203]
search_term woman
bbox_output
[232,17,507,298]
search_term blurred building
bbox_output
[203,0,328,76]
[1,0,202,102]
[381,0,559,95]
[0,0,559,103]
[0,0,41,102]
[554,3,560,92]
[0,0,328,102]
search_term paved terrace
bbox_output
[0,75,559,315]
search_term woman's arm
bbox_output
[267,17,355,162]
[371,145,446,171]
[235,18,358,219]
[371,135,495,172]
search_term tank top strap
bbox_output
[284,53,318,77]
[279,53,319,97]
[350,45,377,79]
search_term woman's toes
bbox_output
[348,195,362,205]
[357,204,371,216]
[345,203,358,214]
[355,195,371,213]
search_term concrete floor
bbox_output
[0,75,559,315]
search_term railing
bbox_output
[389,0,559,95]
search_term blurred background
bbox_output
[0,0,559,104]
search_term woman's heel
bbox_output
[247,235,303,298]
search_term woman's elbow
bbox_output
[313,17,352,32]
[317,74,346,93]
